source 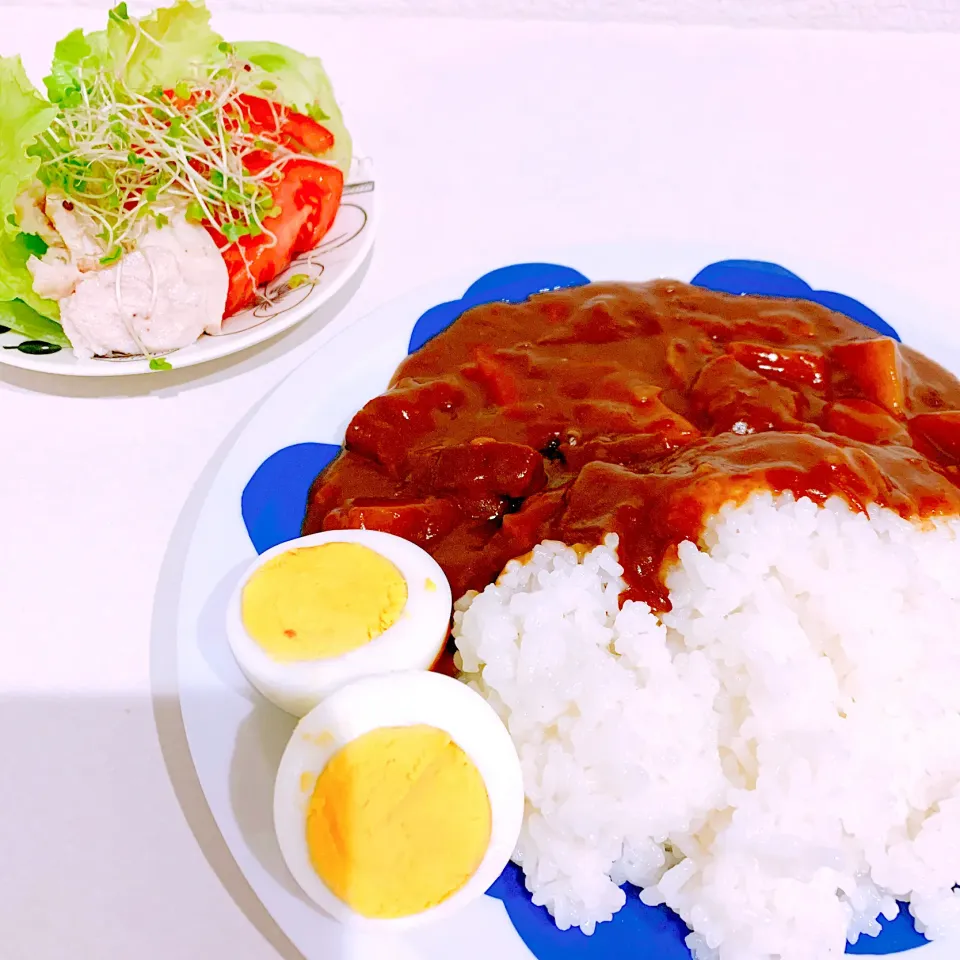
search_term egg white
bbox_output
[273,671,524,930]
[226,530,453,716]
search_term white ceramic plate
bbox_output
[174,240,960,960]
[0,156,375,377]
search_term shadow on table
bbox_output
[149,390,307,960]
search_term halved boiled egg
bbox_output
[274,671,524,929]
[227,530,452,716]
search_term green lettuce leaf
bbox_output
[0,231,59,319]
[0,57,56,234]
[44,27,107,106]
[106,0,224,92]
[234,41,353,174]
[0,298,69,346]
[0,56,65,342]
[46,1,224,102]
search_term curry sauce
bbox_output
[304,281,960,610]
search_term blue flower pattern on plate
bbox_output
[241,441,342,556]
[240,260,924,957]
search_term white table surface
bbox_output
[2,8,960,959]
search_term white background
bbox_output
[18,0,960,31]
[2,6,960,960]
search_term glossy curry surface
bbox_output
[304,281,960,609]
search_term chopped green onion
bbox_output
[221,221,250,242]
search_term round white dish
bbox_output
[0,156,375,377]
[174,240,960,960]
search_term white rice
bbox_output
[453,492,960,959]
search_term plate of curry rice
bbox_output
[175,239,960,960]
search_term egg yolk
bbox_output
[241,543,408,662]
[306,725,492,919]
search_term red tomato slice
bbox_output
[180,93,345,316]
[232,94,336,156]
[210,157,344,316]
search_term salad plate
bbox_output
[172,238,960,960]
[0,0,374,377]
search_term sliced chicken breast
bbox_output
[56,213,228,359]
